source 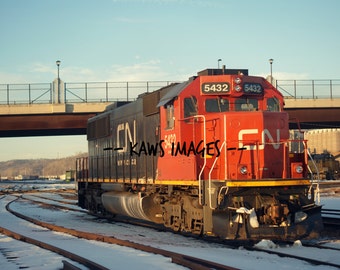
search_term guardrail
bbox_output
[64,81,176,103]
[0,79,339,105]
[0,81,176,105]
[276,79,340,99]
[0,83,53,104]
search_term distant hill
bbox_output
[0,152,87,179]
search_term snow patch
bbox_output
[293,240,303,247]
[254,239,277,249]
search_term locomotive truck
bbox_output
[76,68,322,240]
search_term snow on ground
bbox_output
[0,180,339,270]
[321,196,340,208]
[0,234,81,270]
[0,195,186,270]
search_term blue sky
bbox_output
[0,0,339,162]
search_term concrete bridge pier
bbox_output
[53,78,65,104]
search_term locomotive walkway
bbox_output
[0,79,339,136]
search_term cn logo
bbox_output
[116,120,136,152]
[238,129,281,150]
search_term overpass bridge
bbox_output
[0,79,339,137]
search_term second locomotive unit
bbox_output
[76,68,322,240]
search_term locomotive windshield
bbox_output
[205,97,229,112]
[235,98,258,111]
[204,96,281,113]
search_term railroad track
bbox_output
[0,225,107,270]
[2,194,238,270]
[322,208,340,226]
[249,242,340,269]
[26,192,340,241]
[2,190,340,269]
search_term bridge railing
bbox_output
[0,79,339,105]
[0,83,52,104]
[64,81,176,103]
[276,79,340,99]
[0,81,176,104]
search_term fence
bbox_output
[276,79,340,99]
[64,81,176,103]
[0,81,176,104]
[0,79,339,105]
[0,83,52,104]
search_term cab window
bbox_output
[267,97,280,111]
[184,96,197,118]
[166,103,174,129]
[235,98,258,111]
[206,98,229,112]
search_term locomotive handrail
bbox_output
[216,115,229,208]
[306,147,321,204]
[194,115,207,206]
[178,115,208,205]
[255,141,260,179]
[223,115,227,180]
[208,140,227,209]
[217,186,229,205]
[180,115,207,205]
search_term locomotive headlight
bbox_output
[234,77,242,84]
[295,165,303,174]
[234,85,242,92]
[240,166,248,175]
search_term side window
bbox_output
[235,98,258,111]
[166,104,174,129]
[206,98,229,112]
[267,97,280,111]
[184,96,197,118]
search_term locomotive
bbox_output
[76,68,323,240]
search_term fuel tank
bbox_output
[101,191,163,223]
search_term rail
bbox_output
[64,81,176,103]
[322,208,340,217]
[0,81,176,104]
[0,79,339,105]
[322,208,340,227]
[276,79,340,99]
[6,195,238,270]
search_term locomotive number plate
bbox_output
[201,82,230,94]
[244,83,263,94]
